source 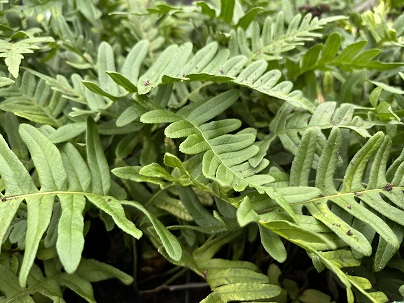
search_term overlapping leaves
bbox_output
[289,127,404,262]
[0,36,54,78]
[0,118,181,300]
[287,32,404,80]
[0,255,133,303]
[285,127,404,301]
[230,12,346,61]
[85,39,315,112]
[0,72,68,127]
[139,89,297,220]
[265,101,372,157]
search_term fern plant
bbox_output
[1,0,404,302]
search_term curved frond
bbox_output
[0,72,68,127]
[290,127,403,264]
[230,12,346,61]
[140,90,296,220]
[254,101,373,168]
[87,40,315,112]
[0,118,181,287]
[289,32,404,80]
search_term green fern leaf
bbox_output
[0,113,28,161]
[361,8,404,47]
[0,255,132,303]
[60,143,91,192]
[97,40,314,111]
[0,36,54,78]
[267,102,372,158]
[56,273,96,303]
[19,194,54,287]
[0,119,148,286]
[57,194,86,274]
[85,195,142,239]
[260,217,334,250]
[178,187,219,227]
[232,13,346,61]
[17,124,69,286]
[140,90,296,220]
[0,264,38,302]
[19,124,68,191]
[291,32,404,79]
[258,225,287,263]
[237,196,260,227]
[97,42,122,97]
[0,135,34,256]
[206,268,269,289]
[154,192,194,221]
[201,283,281,303]
[373,222,404,272]
[120,200,182,261]
[309,250,387,303]
[291,127,402,265]
[86,117,111,195]
[0,72,68,127]
[75,258,133,284]
[198,258,281,302]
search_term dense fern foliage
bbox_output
[1,0,404,302]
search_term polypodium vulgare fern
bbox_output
[0,72,68,127]
[288,32,404,81]
[0,117,181,301]
[128,102,404,302]
[229,12,346,61]
[2,0,404,302]
[81,39,315,112]
[261,127,403,302]
[139,89,298,220]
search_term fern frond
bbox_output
[191,230,282,302]
[361,6,404,47]
[0,36,54,78]
[288,32,404,80]
[87,40,315,111]
[262,101,372,162]
[232,127,404,302]
[0,255,132,303]
[290,127,403,266]
[0,118,181,288]
[230,12,346,61]
[310,250,389,303]
[140,90,296,219]
[0,72,68,127]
